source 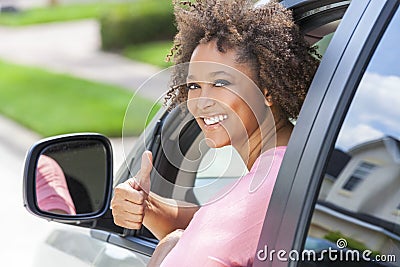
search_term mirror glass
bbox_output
[35,140,108,215]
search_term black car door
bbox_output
[255,0,399,266]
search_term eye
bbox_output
[214,79,231,87]
[186,83,201,90]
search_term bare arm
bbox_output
[147,229,184,267]
[111,151,199,240]
[112,183,199,240]
[144,193,199,240]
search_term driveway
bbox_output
[2,0,130,9]
[0,115,135,265]
[0,15,165,265]
[0,19,170,101]
[0,116,51,265]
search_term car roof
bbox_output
[256,0,350,45]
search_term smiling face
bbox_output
[186,41,269,149]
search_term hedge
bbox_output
[100,0,176,50]
[324,231,381,256]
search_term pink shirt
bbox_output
[161,146,286,266]
[36,155,76,215]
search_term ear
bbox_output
[263,88,273,107]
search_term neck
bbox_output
[234,116,292,170]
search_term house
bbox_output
[309,136,400,259]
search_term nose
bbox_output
[196,84,215,110]
[197,96,215,110]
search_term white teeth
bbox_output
[203,115,228,125]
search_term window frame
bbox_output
[341,161,377,191]
[254,1,400,267]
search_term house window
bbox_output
[342,161,376,191]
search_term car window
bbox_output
[192,146,248,204]
[304,8,400,265]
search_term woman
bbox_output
[111,0,319,266]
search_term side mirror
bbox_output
[23,133,113,222]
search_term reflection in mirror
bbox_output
[35,140,108,216]
[36,155,76,215]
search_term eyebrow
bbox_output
[187,71,235,81]
[210,71,235,78]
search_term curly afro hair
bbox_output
[165,0,319,120]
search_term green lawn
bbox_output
[0,60,160,137]
[0,2,134,26]
[123,41,173,68]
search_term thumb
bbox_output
[138,150,152,194]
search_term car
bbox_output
[0,0,18,13]
[23,0,400,266]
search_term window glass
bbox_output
[193,146,248,205]
[304,8,400,265]
[195,145,248,181]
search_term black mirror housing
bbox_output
[23,133,113,223]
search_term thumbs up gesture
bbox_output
[111,151,153,229]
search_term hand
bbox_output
[148,229,184,267]
[111,151,153,229]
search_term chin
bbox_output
[205,139,218,148]
[204,136,230,148]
